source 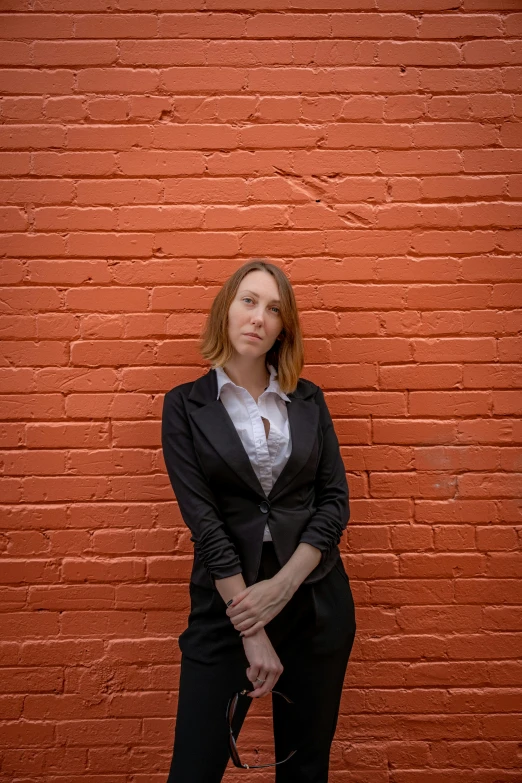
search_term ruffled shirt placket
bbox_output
[214,364,292,543]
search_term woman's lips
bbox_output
[243,333,262,340]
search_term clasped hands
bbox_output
[226,576,292,638]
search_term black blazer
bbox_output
[161,368,350,590]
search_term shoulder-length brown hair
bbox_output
[200,260,304,394]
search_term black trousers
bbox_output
[166,544,356,783]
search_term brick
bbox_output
[0,288,61,313]
[25,423,109,449]
[34,367,118,393]
[2,450,66,476]
[164,178,247,204]
[0,368,34,393]
[0,234,66,257]
[379,150,461,175]
[86,97,129,122]
[379,41,461,66]
[0,124,65,149]
[206,39,292,66]
[33,207,115,232]
[463,150,522,173]
[67,125,152,151]
[470,94,514,119]
[117,206,203,231]
[44,96,86,121]
[119,39,206,66]
[0,14,74,38]
[76,179,162,205]
[117,151,205,176]
[330,12,418,38]
[324,122,412,148]
[249,66,419,93]
[1,341,68,367]
[33,152,116,177]
[67,232,153,258]
[0,68,74,94]
[412,231,496,254]
[77,68,159,93]
[158,13,246,38]
[412,122,497,148]
[0,209,28,232]
[65,288,148,312]
[420,68,502,94]
[421,175,505,200]
[463,40,522,65]
[65,393,154,420]
[26,260,110,285]
[70,341,154,367]
[1,395,64,420]
[161,66,246,93]
[419,14,502,38]
[154,231,239,257]
[33,41,118,66]
[109,258,197,285]
[203,205,287,229]
[0,178,74,203]
[247,13,331,37]
[240,124,322,148]
[0,155,31,176]
[74,14,158,38]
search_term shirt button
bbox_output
[259,501,270,514]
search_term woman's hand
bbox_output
[241,628,283,698]
[226,577,292,637]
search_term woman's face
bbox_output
[227,270,284,361]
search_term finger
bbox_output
[264,670,279,696]
[246,664,260,687]
[253,670,275,698]
[228,605,252,622]
[249,670,269,698]
[229,587,251,608]
[240,621,264,638]
[235,615,259,632]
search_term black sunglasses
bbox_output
[226,688,298,770]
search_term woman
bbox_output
[162,259,356,782]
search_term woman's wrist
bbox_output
[272,542,322,597]
[214,572,246,608]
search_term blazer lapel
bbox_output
[190,398,267,498]
[187,368,319,500]
[268,396,319,500]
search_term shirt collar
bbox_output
[213,363,291,403]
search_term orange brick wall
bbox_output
[1,3,521,781]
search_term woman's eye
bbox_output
[241,298,279,314]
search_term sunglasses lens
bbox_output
[226,690,296,769]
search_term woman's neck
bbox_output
[222,357,270,400]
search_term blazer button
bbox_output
[259,501,270,514]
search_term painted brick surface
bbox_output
[0,3,521,781]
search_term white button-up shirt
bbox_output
[214,363,292,542]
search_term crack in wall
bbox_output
[273,167,372,227]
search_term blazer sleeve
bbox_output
[161,388,243,582]
[298,387,349,560]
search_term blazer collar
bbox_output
[188,367,315,406]
[214,363,291,403]
[187,368,319,500]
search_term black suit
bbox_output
[161,369,356,783]
[161,368,350,588]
